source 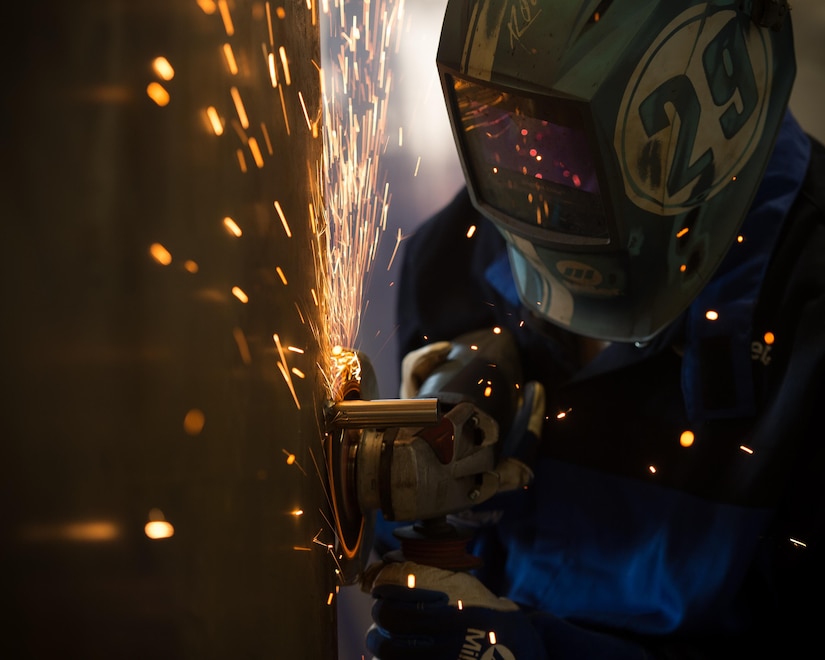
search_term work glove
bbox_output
[399,340,452,399]
[363,560,546,660]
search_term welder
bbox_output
[362,0,825,657]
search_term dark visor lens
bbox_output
[452,76,608,242]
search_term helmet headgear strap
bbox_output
[743,0,790,31]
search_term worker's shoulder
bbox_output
[797,135,825,220]
[758,135,825,337]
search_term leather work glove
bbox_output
[362,561,546,660]
[399,340,452,399]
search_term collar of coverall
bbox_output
[484,111,812,423]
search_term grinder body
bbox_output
[327,327,535,580]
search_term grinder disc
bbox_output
[324,349,378,585]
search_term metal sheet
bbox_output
[1,1,338,657]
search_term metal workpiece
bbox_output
[2,2,336,657]
[328,398,441,429]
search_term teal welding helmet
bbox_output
[437,0,795,342]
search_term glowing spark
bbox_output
[276,266,288,285]
[705,310,719,321]
[413,155,421,177]
[764,332,775,345]
[223,216,242,237]
[327,592,335,605]
[282,448,307,475]
[790,538,807,548]
[145,510,174,540]
[20,521,120,543]
[196,0,217,15]
[248,137,265,168]
[314,0,402,391]
[236,148,248,172]
[146,82,170,106]
[274,200,292,237]
[740,445,754,454]
[398,126,403,146]
[493,327,502,334]
[294,546,312,551]
[268,52,279,87]
[291,367,306,379]
[149,243,172,266]
[676,227,689,238]
[206,106,224,135]
[152,56,175,81]
[489,632,497,645]
[279,46,292,85]
[288,346,305,354]
[387,227,403,271]
[680,430,695,447]
[737,234,745,243]
[265,2,275,46]
[233,327,252,365]
[648,465,657,474]
[278,85,291,134]
[223,43,239,74]
[261,122,274,154]
[274,333,300,409]
[407,573,416,589]
[299,91,312,131]
[218,0,235,36]
[230,86,249,128]
[184,260,199,273]
[291,509,304,517]
[311,529,326,546]
[232,286,249,303]
[483,385,492,397]
[144,521,174,540]
[183,409,206,436]
[466,225,477,238]
[457,600,463,610]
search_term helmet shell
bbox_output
[437,0,796,341]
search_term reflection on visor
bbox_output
[452,76,608,241]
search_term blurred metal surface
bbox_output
[0,1,338,658]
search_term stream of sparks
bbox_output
[314,0,404,397]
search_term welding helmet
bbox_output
[437,0,795,342]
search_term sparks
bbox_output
[149,243,172,266]
[274,333,301,409]
[313,0,403,396]
[146,82,170,107]
[223,43,239,74]
[206,106,225,135]
[230,86,250,128]
[223,216,242,237]
[248,137,265,168]
[274,200,292,237]
[152,56,175,81]
[218,0,235,36]
[231,286,249,303]
[279,46,292,85]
